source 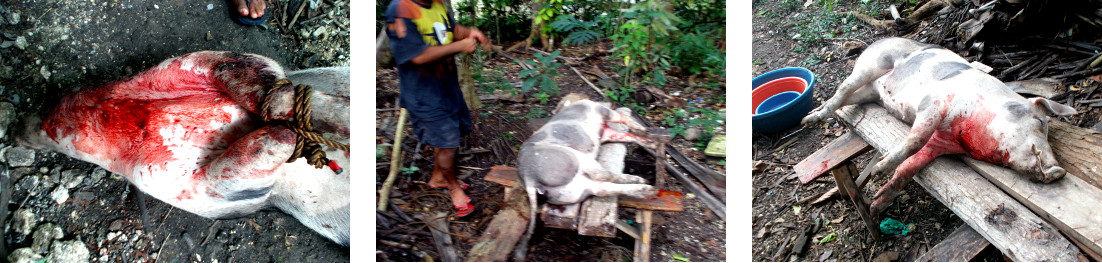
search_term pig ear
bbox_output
[1031,97,1077,116]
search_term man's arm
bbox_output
[408,38,476,65]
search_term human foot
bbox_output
[427,179,468,190]
[234,0,265,19]
[451,190,473,217]
[232,0,267,25]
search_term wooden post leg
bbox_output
[649,128,670,188]
[831,162,880,241]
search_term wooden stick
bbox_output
[528,47,585,61]
[289,0,309,30]
[569,64,604,96]
[378,108,408,211]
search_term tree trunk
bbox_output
[442,0,483,110]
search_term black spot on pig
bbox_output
[894,52,938,75]
[553,104,589,121]
[225,185,273,201]
[932,62,971,80]
[547,124,595,153]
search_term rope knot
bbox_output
[261,79,350,171]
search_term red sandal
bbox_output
[455,197,473,217]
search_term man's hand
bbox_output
[455,38,478,54]
[467,28,491,51]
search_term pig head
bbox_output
[800,37,1076,215]
[512,95,658,261]
[19,51,350,246]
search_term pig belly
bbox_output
[543,175,598,205]
[43,91,259,216]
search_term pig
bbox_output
[512,94,659,261]
[19,51,350,246]
[800,37,1076,216]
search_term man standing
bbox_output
[385,0,489,217]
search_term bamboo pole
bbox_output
[378,108,409,211]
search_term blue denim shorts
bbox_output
[411,113,471,149]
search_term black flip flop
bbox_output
[235,0,268,26]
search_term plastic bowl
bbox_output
[756,91,801,114]
[751,77,807,114]
[752,67,816,133]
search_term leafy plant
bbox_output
[526,107,549,119]
[401,166,420,175]
[610,0,681,86]
[519,50,563,100]
[550,15,601,46]
[670,30,725,77]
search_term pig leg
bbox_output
[589,181,658,199]
[200,125,297,209]
[871,100,946,177]
[579,156,649,184]
[802,57,890,126]
[869,130,963,215]
[599,126,658,150]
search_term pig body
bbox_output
[512,98,658,261]
[801,37,1076,215]
[21,51,350,246]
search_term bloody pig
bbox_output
[21,51,350,246]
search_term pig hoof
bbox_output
[641,186,659,197]
[801,113,822,126]
[1039,166,1066,183]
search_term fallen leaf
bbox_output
[819,249,833,262]
[830,215,845,224]
[793,206,802,216]
[672,253,690,262]
[756,227,769,239]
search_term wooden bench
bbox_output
[794,104,1091,261]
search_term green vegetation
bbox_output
[519,50,563,104]
[550,15,601,46]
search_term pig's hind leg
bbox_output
[580,155,649,184]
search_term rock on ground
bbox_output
[31,223,63,254]
[11,209,35,236]
[5,146,34,167]
[7,248,43,263]
[0,101,16,138]
[47,240,91,263]
[50,186,69,204]
[60,169,83,189]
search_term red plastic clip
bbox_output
[327,160,343,174]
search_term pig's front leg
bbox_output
[872,101,946,177]
[869,130,963,215]
[201,125,296,209]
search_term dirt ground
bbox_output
[750,0,1006,261]
[0,0,349,262]
[375,40,727,261]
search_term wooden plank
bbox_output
[916,224,991,262]
[540,204,579,230]
[467,186,531,262]
[1048,121,1102,191]
[962,158,1102,260]
[835,104,1080,262]
[618,190,684,211]
[831,162,880,241]
[797,132,873,184]
[484,166,519,188]
[580,111,631,238]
